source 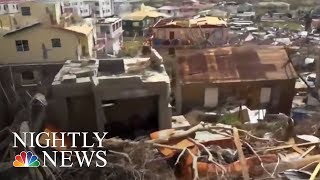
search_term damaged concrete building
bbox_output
[49,51,171,139]
[151,16,229,54]
[150,16,229,79]
[175,46,298,115]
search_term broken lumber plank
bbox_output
[292,145,305,155]
[310,162,320,180]
[233,127,250,180]
[300,146,316,159]
[260,155,320,177]
[258,141,320,153]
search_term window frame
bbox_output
[51,38,61,48]
[15,40,29,52]
[21,6,31,16]
[21,71,35,81]
[132,21,140,27]
[112,24,115,31]
[100,26,110,34]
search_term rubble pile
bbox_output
[2,95,320,180]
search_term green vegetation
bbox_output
[118,40,143,58]
[218,114,243,128]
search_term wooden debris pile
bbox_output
[1,93,320,179]
[144,121,320,179]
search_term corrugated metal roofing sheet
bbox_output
[176,46,298,83]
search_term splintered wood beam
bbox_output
[233,127,250,180]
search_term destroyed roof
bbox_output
[2,22,93,37]
[153,16,227,28]
[58,23,93,36]
[176,46,298,83]
[52,58,170,86]
[190,16,227,27]
[123,10,169,21]
[97,17,121,24]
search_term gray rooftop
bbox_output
[52,57,170,86]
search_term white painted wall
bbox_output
[96,18,123,55]
[260,88,271,104]
[87,0,114,18]
[0,3,19,15]
[63,0,91,17]
[204,88,219,107]
[8,3,19,14]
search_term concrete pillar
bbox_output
[51,98,69,130]
[158,92,171,129]
[175,80,182,115]
[92,86,106,134]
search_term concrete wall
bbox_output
[80,31,94,57]
[0,26,85,64]
[0,1,62,28]
[51,76,171,134]
[177,79,296,115]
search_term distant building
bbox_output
[85,0,114,18]
[0,0,21,15]
[0,22,95,64]
[39,0,115,18]
[122,9,168,37]
[0,0,63,29]
[151,16,229,55]
[62,0,91,18]
[96,17,123,56]
[237,2,253,13]
[198,9,228,18]
[157,6,180,17]
[157,2,214,18]
[254,2,290,15]
[175,46,298,115]
[114,0,141,16]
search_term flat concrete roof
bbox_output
[97,17,121,24]
[52,58,170,86]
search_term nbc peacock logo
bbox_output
[13,151,40,167]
